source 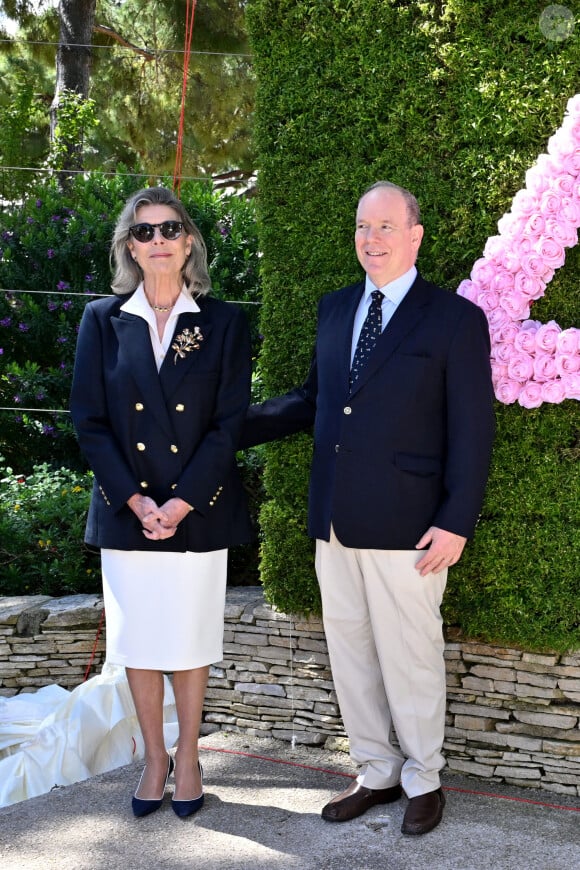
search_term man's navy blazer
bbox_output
[70,292,253,552]
[242,274,495,549]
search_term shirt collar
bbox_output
[364,265,417,306]
[120,282,200,327]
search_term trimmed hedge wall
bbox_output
[246,0,580,651]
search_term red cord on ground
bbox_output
[83,607,105,682]
[202,745,580,814]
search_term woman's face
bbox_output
[126,204,193,280]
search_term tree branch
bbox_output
[93,24,155,61]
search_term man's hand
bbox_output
[415,526,467,577]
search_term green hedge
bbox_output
[246,0,580,651]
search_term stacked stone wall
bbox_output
[0,589,578,796]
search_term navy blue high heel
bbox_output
[171,762,204,818]
[132,754,174,817]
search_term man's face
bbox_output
[355,188,424,287]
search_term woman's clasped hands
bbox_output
[127,494,192,540]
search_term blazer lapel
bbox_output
[159,313,214,399]
[348,276,432,397]
[112,313,175,439]
[328,282,365,393]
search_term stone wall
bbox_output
[0,595,106,693]
[1,589,578,797]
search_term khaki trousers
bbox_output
[315,528,447,798]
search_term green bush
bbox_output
[0,457,99,596]
[246,0,580,650]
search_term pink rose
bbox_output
[556,328,580,355]
[491,361,509,383]
[562,117,580,143]
[548,130,580,173]
[559,198,580,226]
[535,321,561,353]
[497,212,527,238]
[456,279,479,303]
[549,172,576,198]
[544,216,578,248]
[470,257,497,286]
[476,289,500,313]
[511,189,538,218]
[507,351,534,382]
[562,372,580,400]
[494,341,517,364]
[548,129,575,157]
[482,235,506,263]
[499,291,530,320]
[525,156,555,196]
[513,270,545,301]
[535,237,566,269]
[523,213,545,238]
[541,380,566,404]
[555,351,580,376]
[487,306,511,331]
[519,251,553,281]
[493,322,519,344]
[494,378,521,404]
[533,353,557,382]
[490,269,515,293]
[539,189,563,216]
[518,382,544,408]
[551,148,580,176]
[514,321,540,353]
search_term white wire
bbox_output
[0,38,252,58]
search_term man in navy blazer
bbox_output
[242,181,495,834]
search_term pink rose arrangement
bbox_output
[457,94,580,408]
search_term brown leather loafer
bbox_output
[321,780,402,822]
[401,787,446,835]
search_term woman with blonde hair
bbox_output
[71,186,252,818]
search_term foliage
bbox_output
[0,66,45,200]
[246,0,580,650]
[0,0,255,182]
[0,171,261,470]
[0,456,100,596]
[47,88,99,177]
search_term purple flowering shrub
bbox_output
[0,173,135,469]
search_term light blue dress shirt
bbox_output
[350,265,417,365]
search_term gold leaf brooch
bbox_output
[172,326,204,364]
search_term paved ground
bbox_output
[0,732,578,870]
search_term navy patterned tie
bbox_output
[350,290,384,388]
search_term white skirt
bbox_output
[101,548,227,671]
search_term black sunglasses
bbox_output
[129,221,184,242]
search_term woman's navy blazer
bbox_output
[70,292,253,552]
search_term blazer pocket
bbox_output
[395,452,442,477]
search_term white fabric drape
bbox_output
[0,663,178,807]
